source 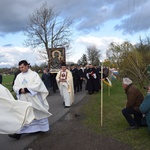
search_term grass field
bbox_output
[2,73,42,92]
[2,74,14,91]
[82,80,150,150]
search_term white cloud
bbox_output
[77,36,123,46]
[76,36,124,61]
[0,0,149,34]
[0,46,45,68]
[0,0,149,67]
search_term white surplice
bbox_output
[56,69,74,106]
[0,84,35,134]
[13,69,52,133]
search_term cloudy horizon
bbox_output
[0,0,150,68]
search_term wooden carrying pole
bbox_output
[100,63,103,127]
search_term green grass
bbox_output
[2,74,15,97]
[82,80,150,150]
[2,74,14,91]
[2,73,43,97]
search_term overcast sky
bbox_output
[0,0,150,67]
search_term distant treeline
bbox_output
[0,65,46,74]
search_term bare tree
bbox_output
[120,48,146,89]
[24,2,74,68]
[108,41,150,91]
[106,42,129,69]
[77,54,88,66]
[86,45,101,65]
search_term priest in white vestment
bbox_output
[0,84,35,134]
[9,60,52,140]
[56,63,74,108]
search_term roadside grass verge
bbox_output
[82,80,150,150]
[2,74,14,91]
[2,73,42,97]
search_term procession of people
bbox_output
[0,60,104,139]
[41,63,109,97]
[1,59,150,142]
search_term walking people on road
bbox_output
[50,72,58,93]
[77,64,84,91]
[86,64,99,94]
[56,62,74,108]
[9,60,52,140]
[70,64,79,93]
[42,67,52,96]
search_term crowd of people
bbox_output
[0,61,110,139]
[41,63,110,96]
[1,60,150,141]
[51,63,150,133]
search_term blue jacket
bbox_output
[140,93,150,130]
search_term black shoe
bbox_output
[64,106,71,108]
[8,134,22,140]
[126,126,139,130]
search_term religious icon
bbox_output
[48,48,66,72]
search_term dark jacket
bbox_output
[0,74,2,84]
[41,73,51,89]
[125,84,144,112]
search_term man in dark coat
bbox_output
[86,64,99,94]
[11,69,21,91]
[122,78,144,130]
[0,74,2,84]
[84,64,89,90]
[70,64,79,93]
[41,68,51,95]
[94,65,101,91]
[77,65,84,91]
[50,72,58,93]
